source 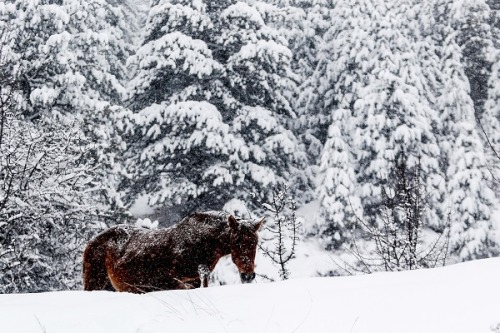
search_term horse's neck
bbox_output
[173,217,232,259]
[190,221,232,270]
[212,222,232,257]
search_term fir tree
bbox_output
[307,0,445,249]
[316,109,361,249]
[481,51,500,187]
[437,28,497,260]
[445,0,494,118]
[124,0,308,223]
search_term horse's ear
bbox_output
[228,215,238,230]
[254,217,265,231]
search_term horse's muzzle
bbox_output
[240,272,256,284]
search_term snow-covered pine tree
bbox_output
[479,1,500,186]
[350,1,444,229]
[8,0,131,213]
[481,50,500,187]
[301,0,373,248]
[316,109,362,249]
[445,0,494,119]
[392,0,449,229]
[293,0,337,162]
[437,28,498,260]
[66,0,131,215]
[125,0,308,223]
[0,0,130,292]
[306,0,445,249]
[253,0,332,82]
[488,0,500,49]
[404,0,443,109]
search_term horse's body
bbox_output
[83,211,263,293]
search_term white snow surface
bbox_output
[1,258,499,333]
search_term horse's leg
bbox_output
[198,265,210,288]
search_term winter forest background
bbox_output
[1,0,500,293]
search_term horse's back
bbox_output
[85,225,160,262]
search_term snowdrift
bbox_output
[1,258,499,333]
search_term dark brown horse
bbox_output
[83,211,264,293]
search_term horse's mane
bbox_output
[187,211,240,223]
[186,211,258,229]
[193,211,231,219]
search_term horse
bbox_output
[83,211,265,293]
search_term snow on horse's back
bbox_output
[83,211,265,293]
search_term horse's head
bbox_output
[227,215,265,284]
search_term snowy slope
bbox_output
[1,258,499,333]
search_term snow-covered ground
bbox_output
[1,258,499,333]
